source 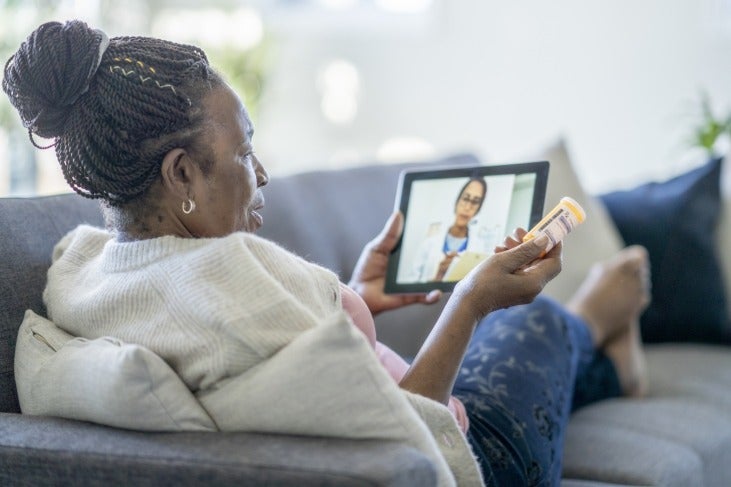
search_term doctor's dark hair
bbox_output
[454,176,488,213]
[2,20,223,205]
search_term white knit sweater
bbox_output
[43,225,484,486]
[44,225,343,393]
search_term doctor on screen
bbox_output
[409,176,491,282]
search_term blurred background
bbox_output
[1,0,730,197]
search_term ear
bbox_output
[159,148,200,201]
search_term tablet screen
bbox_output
[384,161,549,294]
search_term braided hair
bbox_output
[2,20,222,205]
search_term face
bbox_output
[454,180,484,226]
[187,84,268,237]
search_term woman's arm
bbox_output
[351,214,561,404]
[399,233,561,404]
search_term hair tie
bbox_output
[80,28,110,96]
[94,29,110,69]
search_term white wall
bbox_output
[255,0,731,193]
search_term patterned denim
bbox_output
[453,296,621,486]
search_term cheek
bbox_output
[210,182,242,224]
[227,170,251,202]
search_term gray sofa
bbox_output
[1,153,730,486]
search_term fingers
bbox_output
[412,289,442,304]
[391,289,443,308]
[512,227,528,240]
[520,240,563,285]
[372,211,403,255]
[455,232,563,317]
[425,289,442,303]
[498,227,528,251]
[501,234,551,271]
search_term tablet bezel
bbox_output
[384,161,549,294]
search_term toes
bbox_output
[616,246,648,269]
[624,246,652,305]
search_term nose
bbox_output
[253,154,269,187]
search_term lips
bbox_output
[251,210,263,227]
[250,194,265,227]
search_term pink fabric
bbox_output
[339,284,469,433]
[340,284,377,348]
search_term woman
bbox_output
[409,176,491,282]
[3,20,649,486]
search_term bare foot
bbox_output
[566,245,651,347]
[603,320,648,397]
[566,245,651,397]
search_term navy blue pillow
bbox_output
[600,157,730,344]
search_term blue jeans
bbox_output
[453,296,622,486]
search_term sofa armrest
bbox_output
[0,413,436,486]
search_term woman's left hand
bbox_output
[348,212,442,315]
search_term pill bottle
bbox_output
[523,196,586,256]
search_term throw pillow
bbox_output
[197,310,482,486]
[599,157,730,344]
[716,146,731,325]
[16,309,481,486]
[14,310,217,431]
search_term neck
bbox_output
[448,224,468,238]
[103,194,190,242]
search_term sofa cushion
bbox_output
[14,310,217,431]
[645,343,731,411]
[562,414,703,487]
[562,340,731,487]
[566,395,731,487]
[600,157,730,343]
[561,481,642,487]
[0,413,437,486]
[0,194,104,413]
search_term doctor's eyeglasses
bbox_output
[458,195,483,207]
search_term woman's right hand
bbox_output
[453,231,562,321]
[399,229,561,405]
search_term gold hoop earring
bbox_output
[182,199,196,214]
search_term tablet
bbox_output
[384,161,549,294]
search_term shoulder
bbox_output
[233,232,342,311]
[236,232,338,280]
[52,224,112,263]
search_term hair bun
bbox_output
[2,20,106,139]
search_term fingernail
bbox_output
[427,290,441,301]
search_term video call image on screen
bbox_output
[395,173,538,284]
